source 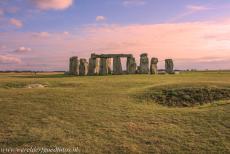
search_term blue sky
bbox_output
[2,0,230,32]
[0,0,230,70]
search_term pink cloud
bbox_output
[80,21,230,60]
[9,18,23,28]
[1,18,230,70]
[96,16,106,22]
[186,5,211,12]
[174,57,230,70]
[204,32,230,41]
[0,9,4,16]
[63,31,69,35]
[32,32,50,38]
[170,4,213,22]
[30,0,73,10]
[0,55,21,64]
[0,7,19,18]
[14,47,32,53]
[6,6,20,14]
[0,45,7,50]
[123,0,146,7]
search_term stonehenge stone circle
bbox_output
[68,53,174,76]
[150,58,158,74]
[69,56,79,75]
[79,59,88,76]
[140,53,149,74]
[165,59,174,74]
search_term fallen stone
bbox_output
[26,84,46,88]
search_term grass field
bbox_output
[0,72,229,153]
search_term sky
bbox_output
[0,0,230,71]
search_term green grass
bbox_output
[0,72,230,153]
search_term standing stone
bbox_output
[136,66,141,74]
[79,59,88,76]
[113,57,122,75]
[140,53,149,74]
[90,53,100,75]
[127,56,137,74]
[88,58,98,76]
[150,58,158,74]
[95,58,100,75]
[107,58,112,74]
[165,59,174,74]
[99,58,109,75]
[69,56,79,75]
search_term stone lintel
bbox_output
[92,54,133,59]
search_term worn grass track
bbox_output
[0,72,229,153]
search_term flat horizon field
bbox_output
[0,72,229,153]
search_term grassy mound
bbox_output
[143,86,230,107]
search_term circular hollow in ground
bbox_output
[142,86,230,107]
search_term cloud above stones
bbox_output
[186,5,212,12]
[9,18,23,28]
[0,55,21,64]
[1,18,230,70]
[0,6,20,17]
[29,0,74,10]
[0,45,7,50]
[169,3,230,22]
[0,9,4,16]
[96,16,106,22]
[123,0,146,7]
[14,47,32,53]
[32,32,51,38]
[63,31,69,35]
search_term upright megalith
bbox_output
[165,59,174,74]
[107,58,112,74]
[127,56,137,74]
[150,58,158,74]
[91,53,100,75]
[69,56,79,75]
[99,58,109,75]
[136,66,141,74]
[79,59,88,76]
[140,53,149,74]
[95,58,100,74]
[88,57,99,75]
[113,57,122,75]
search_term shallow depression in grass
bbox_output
[142,86,230,107]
